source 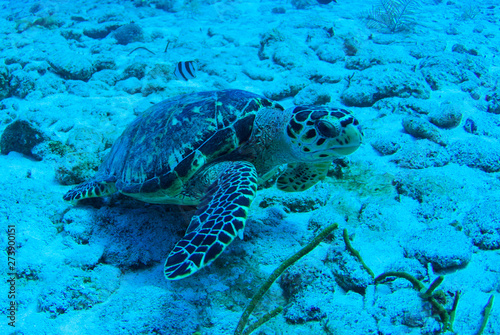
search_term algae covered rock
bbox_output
[34,72,65,97]
[66,126,106,154]
[263,76,309,101]
[113,23,144,45]
[55,152,103,185]
[258,182,331,212]
[0,120,46,159]
[323,292,378,334]
[9,70,37,98]
[48,51,94,81]
[93,205,179,270]
[91,69,119,86]
[122,62,147,80]
[280,261,335,324]
[460,200,500,250]
[418,54,487,90]
[327,230,374,294]
[403,225,472,270]
[272,42,315,69]
[97,286,198,334]
[293,84,331,105]
[66,80,90,97]
[62,207,96,245]
[402,116,446,146]
[448,138,500,172]
[373,288,441,333]
[31,140,72,161]
[428,104,463,129]
[316,43,345,64]
[302,62,343,84]
[381,258,427,281]
[83,24,119,39]
[116,77,142,94]
[341,64,430,107]
[291,0,316,9]
[0,63,10,99]
[371,137,401,155]
[392,171,453,203]
[258,27,317,69]
[485,91,500,114]
[37,265,121,317]
[391,140,450,169]
[93,55,117,72]
[242,66,274,81]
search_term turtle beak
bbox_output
[331,124,363,156]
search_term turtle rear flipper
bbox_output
[276,161,331,192]
[63,180,117,202]
[164,161,258,280]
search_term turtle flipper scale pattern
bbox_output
[164,161,258,280]
[63,180,117,202]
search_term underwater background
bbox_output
[0,0,499,334]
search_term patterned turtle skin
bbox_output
[64,89,363,280]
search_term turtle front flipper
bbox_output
[164,161,258,280]
[63,180,117,202]
[276,161,331,192]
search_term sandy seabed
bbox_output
[0,1,499,334]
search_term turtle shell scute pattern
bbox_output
[96,89,283,195]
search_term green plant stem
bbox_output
[127,46,156,56]
[234,222,338,335]
[421,276,444,298]
[476,294,494,335]
[342,228,375,278]
[429,296,450,331]
[242,307,283,335]
[375,271,450,331]
[375,271,425,291]
[449,290,461,331]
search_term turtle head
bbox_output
[285,106,363,161]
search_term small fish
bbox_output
[174,61,197,81]
[317,0,336,4]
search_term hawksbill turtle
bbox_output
[63,89,363,280]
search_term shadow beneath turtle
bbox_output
[68,193,196,273]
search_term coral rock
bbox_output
[0,120,46,159]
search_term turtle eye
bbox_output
[316,120,340,138]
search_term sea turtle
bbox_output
[64,89,363,280]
